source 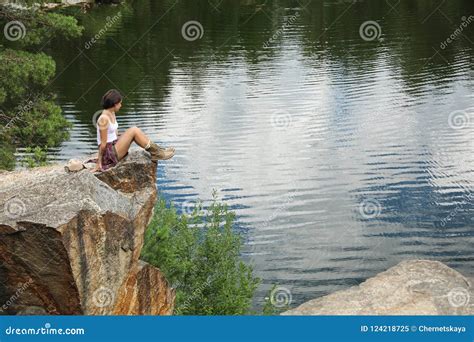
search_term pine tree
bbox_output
[0,4,83,169]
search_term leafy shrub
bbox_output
[0,136,15,171]
[20,146,49,168]
[141,195,260,315]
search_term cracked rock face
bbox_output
[0,150,175,315]
[282,260,474,315]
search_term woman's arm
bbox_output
[94,116,109,172]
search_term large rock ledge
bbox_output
[0,150,175,315]
[283,260,474,315]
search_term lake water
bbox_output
[44,0,474,309]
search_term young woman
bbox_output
[93,89,175,172]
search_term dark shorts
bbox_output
[100,139,119,171]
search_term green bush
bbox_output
[141,195,260,315]
[20,146,49,168]
[0,136,15,171]
[7,97,71,147]
[0,4,82,170]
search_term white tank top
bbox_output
[96,117,118,145]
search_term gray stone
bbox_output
[282,260,473,315]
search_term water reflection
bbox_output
[45,0,474,308]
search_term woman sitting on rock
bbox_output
[93,89,175,172]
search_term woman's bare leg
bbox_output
[114,126,150,160]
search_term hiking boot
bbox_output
[147,142,175,161]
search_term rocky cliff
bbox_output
[283,260,473,315]
[0,150,175,315]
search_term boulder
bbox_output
[282,260,473,315]
[0,149,175,315]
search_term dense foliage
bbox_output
[0,4,83,169]
[141,196,260,315]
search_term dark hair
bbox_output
[101,89,122,109]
